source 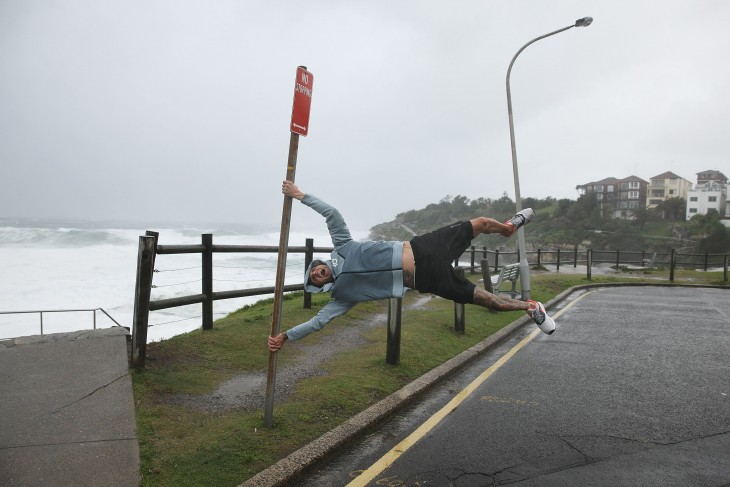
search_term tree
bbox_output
[655,197,686,221]
[697,223,730,254]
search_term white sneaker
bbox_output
[502,208,535,237]
[526,300,556,335]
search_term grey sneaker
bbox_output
[502,208,535,237]
[526,300,556,335]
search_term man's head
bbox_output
[309,261,333,287]
[304,259,335,292]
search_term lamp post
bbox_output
[506,17,593,300]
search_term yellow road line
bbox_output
[346,292,591,487]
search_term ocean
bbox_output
[0,218,364,342]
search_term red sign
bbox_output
[290,66,313,136]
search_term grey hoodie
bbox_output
[286,193,405,341]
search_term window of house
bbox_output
[629,181,640,189]
[690,196,698,202]
[628,191,639,199]
[709,196,717,202]
[629,200,639,208]
[669,190,675,195]
[594,184,603,192]
[606,193,613,200]
[607,185,614,192]
[689,208,697,213]
[596,193,603,200]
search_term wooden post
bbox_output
[202,234,213,330]
[265,131,301,428]
[494,250,500,272]
[587,249,593,280]
[454,267,465,333]
[303,238,314,309]
[132,236,156,369]
[470,246,476,274]
[481,259,494,294]
[574,246,578,268]
[537,248,542,268]
[724,254,728,282]
[670,248,676,282]
[616,250,620,269]
[386,298,402,365]
[556,248,561,271]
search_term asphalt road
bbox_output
[299,286,730,487]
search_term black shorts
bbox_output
[409,221,476,304]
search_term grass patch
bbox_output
[133,271,727,486]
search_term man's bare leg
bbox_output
[472,287,556,335]
[472,286,531,312]
[470,217,511,237]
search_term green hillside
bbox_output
[369,194,730,254]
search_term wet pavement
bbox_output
[292,286,730,486]
[0,328,139,487]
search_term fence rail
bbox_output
[131,230,729,368]
[0,308,124,338]
[456,246,729,278]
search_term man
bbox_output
[268,181,555,352]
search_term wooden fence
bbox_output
[456,246,729,280]
[131,232,729,368]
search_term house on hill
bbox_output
[646,171,693,210]
[686,170,728,220]
[576,175,648,220]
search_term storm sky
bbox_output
[2,0,729,232]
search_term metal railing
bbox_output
[0,308,124,338]
[455,246,729,281]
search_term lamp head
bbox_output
[575,17,593,27]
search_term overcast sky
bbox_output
[2,0,729,232]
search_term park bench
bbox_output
[481,262,520,297]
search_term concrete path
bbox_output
[0,327,139,487]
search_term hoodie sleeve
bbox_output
[301,194,352,248]
[285,300,355,341]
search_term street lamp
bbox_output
[506,17,593,300]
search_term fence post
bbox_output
[470,246,476,274]
[724,254,728,282]
[704,253,709,272]
[304,238,314,309]
[481,259,494,294]
[574,246,578,268]
[386,298,402,365]
[494,250,500,272]
[670,249,676,282]
[132,236,156,369]
[202,234,213,330]
[556,248,561,271]
[537,249,542,268]
[616,250,620,269]
[587,249,593,280]
[453,267,465,333]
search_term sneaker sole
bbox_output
[537,315,556,335]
